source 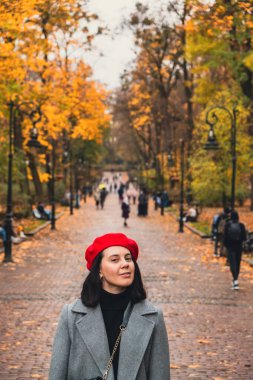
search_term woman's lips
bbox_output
[120,272,131,277]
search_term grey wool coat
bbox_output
[49,298,170,380]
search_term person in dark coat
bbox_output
[121,196,130,226]
[138,190,148,217]
[49,233,170,380]
[37,202,51,220]
[224,210,246,290]
[100,187,107,209]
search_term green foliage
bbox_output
[0,183,31,217]
[54,181,66,202]
[190,90,252,206]
[191,221,211,236]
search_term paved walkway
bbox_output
[0,193,252,379]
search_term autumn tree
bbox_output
[0,0,109,211]
[119,2,187,188]
[186,0,253,206]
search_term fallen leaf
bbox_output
[170,364,180,369]
[198,339,211,344]
[188,364,200,368]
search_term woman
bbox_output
[49,233,170,380]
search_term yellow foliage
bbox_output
[243,52,253,71]
[39,172,51,183]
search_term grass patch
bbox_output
[23,219,47,233]
[189,221,211,235]
[165,206,178,214]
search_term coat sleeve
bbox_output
[148,309,170,380]
[49,305,71,380]
[223,223,229,247]
[241,223,247,242]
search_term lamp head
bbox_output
[27,127,45,151]
[204,127,220,150]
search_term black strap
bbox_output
[121,301,134,329]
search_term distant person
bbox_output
[100,187,107,209]
[184,206,198,222]
[153,191,161,210]
[17,223,27,239]
[75,189,82,208]
[138,190,148,216]
[93,188,100,210]
[82,185,87,203]
[121,196,130,227]
[132,187,138,205]
[126,188,132,204]
[0,223,6,250]
[5,218,24,244]
[212,207,231,257]
[224,210,246,290]
[118,184,124,203]
[36,202,51,220]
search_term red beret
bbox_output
[85,233,139,270]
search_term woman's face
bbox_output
[100,246,135,294]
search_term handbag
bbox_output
[85,302,134,380]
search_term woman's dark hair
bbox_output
[81,252,147,307]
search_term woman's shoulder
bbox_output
[61,298,90,317]
[134,299,163,316]
[62,298,164,319]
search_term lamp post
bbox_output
[4,102,44,262]
[69,142,74,215]
[179,139,185,233]
[204,106,237,211]
[50,139,56,230]
[62,139,74,215]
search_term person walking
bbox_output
[100,187,107,209]
[224,210,246,290]
[121,196,130,227]
[94,188,100,210]
[138,190,148,217]
[212,207,231,257]
[0,223,6,251]
[117,184,124,204]
[49,233,170,380]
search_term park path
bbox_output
[0,191,253,379]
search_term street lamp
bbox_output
[204,105,237,210]
[62,140,74,215]
[4,102,44,263]
[167,141,185,232]
[50,139,56,230]
[69,145,74,215]
[179,139,185,233]
[160,152,166,216]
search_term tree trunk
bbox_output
[27,152,43,199]
[250,174,253,211]
[13,113,32,208]
[45,153,52,202]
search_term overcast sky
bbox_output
[85,0,169,89]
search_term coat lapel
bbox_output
[117,301,157,379]
[72,300,114,380]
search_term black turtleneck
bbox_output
[100,288,131,379]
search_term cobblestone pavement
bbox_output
[0,193,253,380]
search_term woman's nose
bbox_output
[121,260,129,267]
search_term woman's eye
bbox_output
[126,257,132,261]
